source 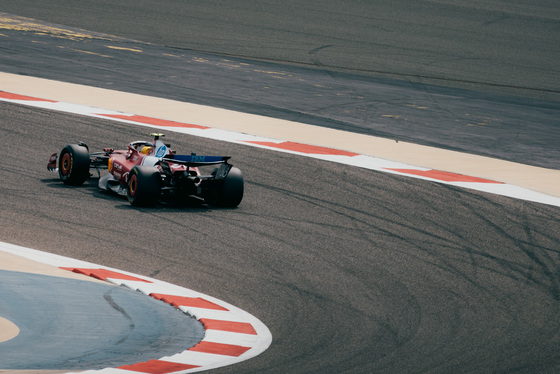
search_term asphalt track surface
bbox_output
[1,0,559,102]
[1,2,560,373]
[3,100,560,374]
[1,7,560,170]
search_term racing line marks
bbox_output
[150,294,229,311]
[200,319,258,335]
[385,169,505,184]
[61,267,154,282]
[0,91,57,102]
[98,113,209,129]
[246,140,360,156]
[118,360,200,373]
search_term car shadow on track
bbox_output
[40,178,230,212]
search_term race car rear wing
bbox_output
[161,154,233,181]
[164,154,231,167]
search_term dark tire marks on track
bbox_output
[1,101,560,372]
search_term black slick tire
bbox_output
[58,144,90,186]
[127,165,162,206]
[208,167,244,207]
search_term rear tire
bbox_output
[127,165,162,206]
[208,167,244,207]
[58,144,90,186]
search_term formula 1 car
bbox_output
[47,133,243,207]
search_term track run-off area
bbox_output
[1,2,560,373]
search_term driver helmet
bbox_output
[140,146,153,155]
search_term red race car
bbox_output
[48,133,243,207]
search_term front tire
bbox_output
[127,165,162,206]
[58,144,90,186]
